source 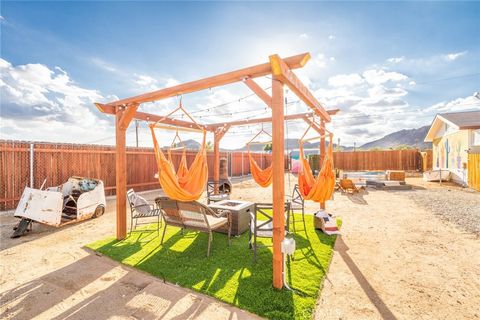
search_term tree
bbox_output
[206,141,213,151]
[395,144,412,150]
[263,143,272,152]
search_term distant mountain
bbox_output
[359,126,432,150]
[166,139,202,149]
[164,127,432,152]
[235,138,334,152]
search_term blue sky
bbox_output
[1,1,479,148]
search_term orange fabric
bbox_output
[248,153,273,187]
[167,149,189,186]
[298,135,335,203]
[150,127,208,201]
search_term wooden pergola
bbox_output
[96,52,334,289]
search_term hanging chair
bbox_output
[247,126,273,187]
[166,131,189,185]
[149,100,208,201]
[297,128,335,203]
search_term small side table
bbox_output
[208,200,254,236]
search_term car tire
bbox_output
[93,205,105,218]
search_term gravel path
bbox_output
[410,187,480,235]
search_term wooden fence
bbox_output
[309,149,432,172]
[0,140,431,210]
[0,140,276,210]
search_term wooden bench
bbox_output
[155,197,232,257]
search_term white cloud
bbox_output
[165,78,179,87]
[313,53,329,68]
[387,56,405,63]
[362,69,408,85]
[299,33,309,39]
[328,35,335,40]
[133,74,159,91]
[0,58,114,143]
[444,51,467,61]
[90,57,117,73]
[367,85,408,98]
[328,73,364,87]
[424,95,480,113]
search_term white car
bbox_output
[12,176,106,238]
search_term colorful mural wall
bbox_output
[432,130,469,184]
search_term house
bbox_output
[424,110,480,190]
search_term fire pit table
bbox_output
[208,200,254,236]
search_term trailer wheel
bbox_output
[93,205,105,218]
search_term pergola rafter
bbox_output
[96,52,335,289]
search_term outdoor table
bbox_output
[208,200,254,236]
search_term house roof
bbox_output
[424,110,480,142]
[439,111,480,129]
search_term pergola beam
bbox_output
[118,104,139,130]
[270,54,331,122]
[96,103,216,132]
[103,53,311,107]
[210,112,314,128]
[243,78,272,108]
[209,109,338,129]
[302,116,323,134]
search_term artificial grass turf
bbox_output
[87,214,337,320]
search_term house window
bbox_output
[474,129,480,146]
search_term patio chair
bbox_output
[339,179,360,194]
[206,180,231,204]
[155,197,232,257]
[287,184,306,233]
[127,189,161,236]
[249,202,291,263]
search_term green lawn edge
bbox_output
[87,214,337,320]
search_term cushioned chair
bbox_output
[248,202,291,262]
[127,189,161,235]
[155,197,232,257]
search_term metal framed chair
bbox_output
[127,189,161,236]
[248,202,291,262]
[206,180,231,204]
[155,197,232,257]
[288,184,306,233]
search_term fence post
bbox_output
[241,152,244,176]
[229,152,233,177]
[29,143,34,188]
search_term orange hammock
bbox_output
[298,134,335,203]
[248,153,273,187]
[167,148,189,186]
[150,126,208,201]
[247,128,273,187]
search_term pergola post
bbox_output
[271,71,285,289]
[213,133,221,194]
[97,52,334,289]
[115,104,138,240]
[213,126,229,194]
[319,120,326,210]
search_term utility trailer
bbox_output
[11,177,106,238]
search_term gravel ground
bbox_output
[410,187,480,235]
